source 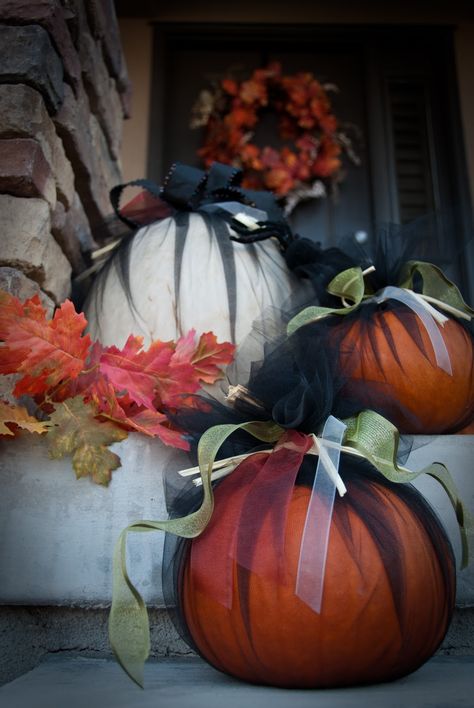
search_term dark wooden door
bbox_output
[149,24,473,298]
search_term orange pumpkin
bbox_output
[333,308,474,434]
[179,461,455,688]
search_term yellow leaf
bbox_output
[72,443,122,486]
[0,399,48,436]
[46,397,128,485]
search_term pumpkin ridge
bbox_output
[173,211,190,336]
[209,214,238,343]
[170,456,456,688]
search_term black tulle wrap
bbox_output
[284,215,467,301]
[160,314,457,687]
[172,322,361,452]
[162,456,456,687]
[281,217,474,434]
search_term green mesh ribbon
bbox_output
[343,410,473,569]
[398,261,474,319]
[108,409,472,687]
[287,266,366,334]
[109,420,282,687]
[287,260,473,335]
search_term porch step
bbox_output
[1,434,473,606]
[1,655,473,708]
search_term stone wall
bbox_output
[0,0,130,307]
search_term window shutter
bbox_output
[387,79,435,223]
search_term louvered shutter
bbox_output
[387,80,435,223]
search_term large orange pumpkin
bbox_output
[332,307,474,434]
[178,457,455,688]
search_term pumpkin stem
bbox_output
[226,384,266,411]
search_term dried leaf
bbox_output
[72,444,122,486]
[0,399,48,436]
[47,397,127,485]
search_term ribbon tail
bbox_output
[426,463,474,569]
[343,410,473,568]
[109,528,150,688]
[295,416,347,612]
[399,261,474,320]
[108,420,283,685]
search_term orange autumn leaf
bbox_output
[190,331,236,384]
[0,289,39,339]
[0,293,91,397]
[240,78,267,106]
[222,78,238,96]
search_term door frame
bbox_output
[148,22,473,298]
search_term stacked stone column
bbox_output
[0,0,130,308]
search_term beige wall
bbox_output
[118,19,153,184]
[117,12,474,209]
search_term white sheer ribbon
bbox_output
[295,415,347,613]
[371,286,452,375]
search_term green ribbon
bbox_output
[108,420,282,687]
[343,410,473,569]
[109,409,472,687]
[287,266,366,334]
[398,261,474,317]
[287,260,473,335]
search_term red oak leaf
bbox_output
[90,377,189,449]
[0,290,39,338]
[99,335,177,408]
[52,341,105,402]
[0,292,91,397]
[99,336,197,408]
[190,332,236,384]
[113,407,189,449]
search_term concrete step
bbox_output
[1,434,473,606]
[1,655,473,708]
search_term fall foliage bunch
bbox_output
[0,290,234,484]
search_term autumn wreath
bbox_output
[191,62,358,212]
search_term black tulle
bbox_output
[162,455,456,687]
[158,215,467,686]
[284,214,467,300]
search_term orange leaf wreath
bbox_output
[191,62,358,204]
[0,290,235,484]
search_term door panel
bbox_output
[149,24,473,296]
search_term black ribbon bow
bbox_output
[110,162,295,250]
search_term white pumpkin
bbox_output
[84,211,310,348]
